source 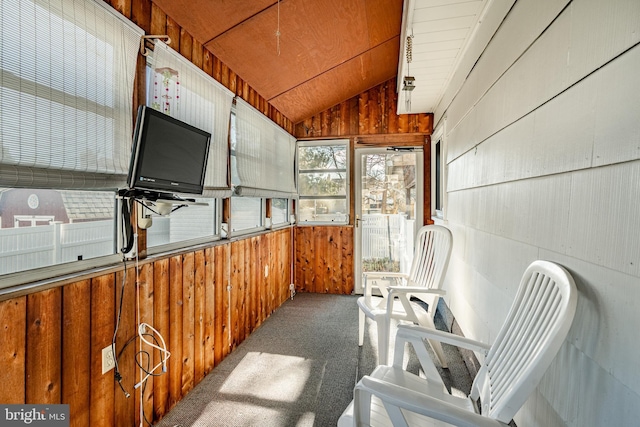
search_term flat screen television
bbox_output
[127,105,211,196]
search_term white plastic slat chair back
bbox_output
[471,260,578,423]
[407,225,452,304]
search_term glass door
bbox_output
[354,147,423,294]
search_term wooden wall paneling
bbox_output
[0,297,26,404]
[248,236,258,332]
[150,3,167,37]
[358,90,369,135]
[203,48,213,76]
[220,63,230,90]
[294,227,307,292]
[240,239,249,341]
[342,227,355,294]
[328,229,342,293]
[272,232,279,308]
[181,252,195,397]
[254,236,262,328]
[193,250,206,384]
[321,110,330,137]
[179,28,192,61]
[131,0,151,34]
[330,105,340,135]
[418,113,433,134]
[26,288,62,404]
[213,56,222,82]
[191,39,203,69]
[90,274,115,427]
[152,258,170,420]
[387,81,398,132]
[269,232,278,315]
[168,255,183,409]
[294,226,354,295]
[241,239,250,336]
[280,229,292,305]
[108,0,131,18]
[314,226,329,293]
[368,86,380,135]
[379,83,388,134]
[228,69,237,94]
[214,244,230,364]
[203,247,216,373]
[338,101,349,135]
[165,16,181,52]
[114,267,136,427]
[62,280,91,427]
[229,241,240,350]
[397,109,409,133]
[136,263,155,427]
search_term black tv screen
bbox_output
[127,105,211,196]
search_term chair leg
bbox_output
[424,315,448,368]
[358,308,365,347]
[377,317,389,365]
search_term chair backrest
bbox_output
[407,225,453,292]
[470,260,578,423]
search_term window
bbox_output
[270,198,290,227]
[230,112,264,233]
[297,140,349,224]
[435,140,442,212]
[0,189,116,276]
[431,121,445,220]
[230,100,296,235]
[0,0,142,285]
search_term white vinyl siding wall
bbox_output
[437,0,640,426]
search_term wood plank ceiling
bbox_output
[150,0,403,124]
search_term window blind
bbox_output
[0,0,143,189]
[234,98,297,198]
[149,41,234,198]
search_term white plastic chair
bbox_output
[339,260,578,427]
[358,224,453,366]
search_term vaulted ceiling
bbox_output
[150,0,488,124]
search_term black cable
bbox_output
[112,257,130,398]
[121,197,135,254]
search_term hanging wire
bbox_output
[276,0,281,56]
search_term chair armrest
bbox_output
[363,272,408,298]
[355,376,508,427]
[387,286,446,296]
[397,324,491,355]
[363,272,409,280]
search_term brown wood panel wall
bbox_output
[0,230,291,426]
[294,226,354,295]
[293,78,433,138]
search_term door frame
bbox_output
[353,147,424,294]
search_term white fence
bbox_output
[361,214,414,271]
[0,220,114,276]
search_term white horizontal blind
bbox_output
[0,0,143,189]
[149,41,234,198]
[234,98,297,198]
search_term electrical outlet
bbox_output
[264,265,269,278]
[102,345,115,374]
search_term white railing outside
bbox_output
[361,214,415,272]
[0,220,114,276]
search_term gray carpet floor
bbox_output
[153,293,473,427]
